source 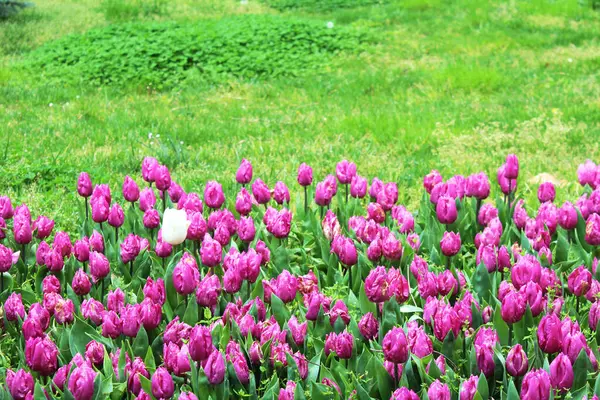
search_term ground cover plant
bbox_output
[2,155,600,399]
[26,15,367,88]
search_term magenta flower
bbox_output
[236,159,253,185]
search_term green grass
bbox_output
[1,0,600,233]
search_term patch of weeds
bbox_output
[25,15,368,89]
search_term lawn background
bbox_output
[1,0,599,233]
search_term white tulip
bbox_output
[161,208,190,245]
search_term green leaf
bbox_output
[69,318,111,357]
[573,348,594,390]
[359,282,377,315]
[183,297,198,325]
[493,304,509,346]
[133,326,149,358]
[472,263,492,304]
[476,373,489,399]
[270,294,290,328]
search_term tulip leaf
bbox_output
[441,330,456,362]
[310,381,335,400]
[294,381,308,400]
[359,282,377,316]
[472,263,492,304]
[34,383,45,400]
[103,348,113,378]
[183,296,198,325]
[164,250,182,311]
[554,230,569,263]
[133,326,149,358]
[594,372,600,396]
[144,346,156,373]
[492,304,509,346]
[308,351,322,383]
[272,245,289,275]
[110,383,127,400]
[353,375,373,400]
[372,356,392,399]
[270,294,290,328]
[398,305,423,313]
[476,373,489,399]
[69,318,111,357]
[138,375,154,399]
[573,348,594,390]
[118,346,128,382]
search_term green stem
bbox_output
[162,191,166,213]
[115,226,119,245]
[345,184,348,204]
[85,198,89,220]
[508,323,513,346]
[304,186,308,213]
[348,266,353,292]
[130,260,133,279]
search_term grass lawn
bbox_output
[1,0,599,233]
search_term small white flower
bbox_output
[568,58,573,63]
[149,141,154,146]
[240,0,248,4]
[49,103,53,107]
[148,132,153,139]
[156,134,160,138]
[326,21,334,29]
[180,141,184,145]
[76,95,80,99]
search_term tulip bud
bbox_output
[568,265,592,297]
[252,179,271,204]
[506,344,528,377]
[33,215,54,240]
[586,214,600,246]
[459,376,478,400]
[6,368,34,400]
[122,176,140,203]
[367,177,382,200]
[335,160,357,184]
[383,327,409,364]
[68,365,96,400]
[578,160,599,188]
[25,335,58,376]
[391,387,420,400]
[537,181,555,203]
[436,196,457,225]
[89,251,110,283]
[521,369,551,400]
[428,380,451,400]
[139,298,162,330]
[234,158,253,185]
[273,181,290,205]
[101,310,122,338]
[466,172,490,200]
[440,231,461,257]
[204,350,226,385]
[504,154,519,179]
[85,340,105,368]
[139,188,156,212]
[72,269,92,296]
[173,253,199,295]
[287,316,307,345]
[142,157,159,183]
[350,175,367,198]
[141,208,159,230]
[501,290,525,325]
[334,331,354,359]
[150,367,174,399]
[235,188,253,216]
[549,353,574,391]
[154,164,171,192]
[161,208,189,245]
[538,314,562,354]
[358,312,378,341]
[77,173,93,198]
[297,163,313,186]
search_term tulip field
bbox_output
[2,0,600,399]
[2,154,600,400]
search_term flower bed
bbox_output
[1,155,600,399]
